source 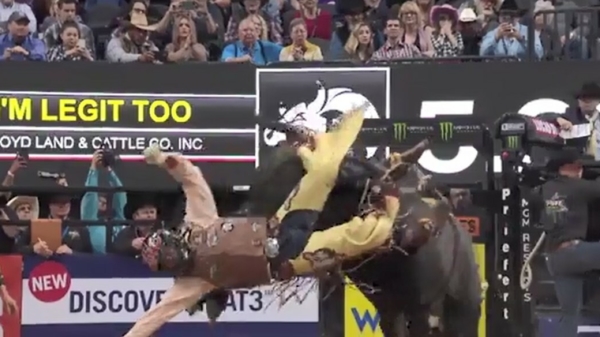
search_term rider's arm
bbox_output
[164,154,219,223]
[123,277,216,337]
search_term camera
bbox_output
[99,144,118,167]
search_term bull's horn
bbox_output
[399,139,430,164]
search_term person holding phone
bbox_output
[42,0,95,56]
[479,0,543,59]
[81,149,127,253]
[0,153,27,201]
[46,20,93,61]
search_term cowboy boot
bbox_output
[273,105,366,221]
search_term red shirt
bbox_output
[293,10,333,40]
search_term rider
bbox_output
[541,148,600,337]
[124,106,435,337]
[124,106,368,337]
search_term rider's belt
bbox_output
[188,217,272,289]
[556,239,580,251]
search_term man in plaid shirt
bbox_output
[371,17,420,61]
[224,0,282,44]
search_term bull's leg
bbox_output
[441,296,480,337]
[274,106,366,221]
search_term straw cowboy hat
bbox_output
[122,13,156,31]
[430,4,459,24]
[7,196,39,220]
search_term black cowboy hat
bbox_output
[498,0,526,17]
[336,0,369,16]
[546,147,583,171]
[575,81,600,99]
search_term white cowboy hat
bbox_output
[7,196,39,220]
[459,8,477,22]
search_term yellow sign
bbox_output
[0,94,199,126]
[344,243,487,336]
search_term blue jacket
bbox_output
[220,40,281,65]
[81,169,127,253]
[479,23,543,60]
[0,34,45,61]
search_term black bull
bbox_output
[244,145,483,337]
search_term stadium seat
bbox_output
[308,37,329,52]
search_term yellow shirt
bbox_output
[279,41,324,61]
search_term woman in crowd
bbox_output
[47,20,94,61]
[165,16,208,62]
[398,1,434,57]
[342,22,374,62]
[291,0,332,40]
[249,13,270,40]
[415,0,433,29]
[279,18,323,61]
[430,4,463,57]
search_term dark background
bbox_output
[3,61,597,337]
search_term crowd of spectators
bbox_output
[0,0,596,63]
[0,151,171,259]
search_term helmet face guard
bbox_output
[141,229,191,272]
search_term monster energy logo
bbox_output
[393,123,407,141]
[439,122,453,141]
[507,136,519,149]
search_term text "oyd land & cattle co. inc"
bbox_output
[0,92,197,125]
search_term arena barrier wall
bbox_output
[13,255,319,337]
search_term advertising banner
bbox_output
[21,255,319,337]
[0,91,256,190]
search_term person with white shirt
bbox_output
[0,0,36,33]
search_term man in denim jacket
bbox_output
[81,149,127,253]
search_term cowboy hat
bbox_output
[122,13,156,31]
[7,196,39,220]
[430,5,459,24]
[575,82,600,99]
[546,147,583,172]
[459,8,477,22]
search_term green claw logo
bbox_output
[440,122,453,142]
[393,123,407,141]
[507,136,519,149]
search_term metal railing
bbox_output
[528,7,600,60]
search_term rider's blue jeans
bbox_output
[546,241,600,337]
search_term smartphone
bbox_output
[180,1,196,10]
[16,149,29,161]
[77,39,86,49]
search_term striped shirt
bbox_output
[371,40,421,61]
